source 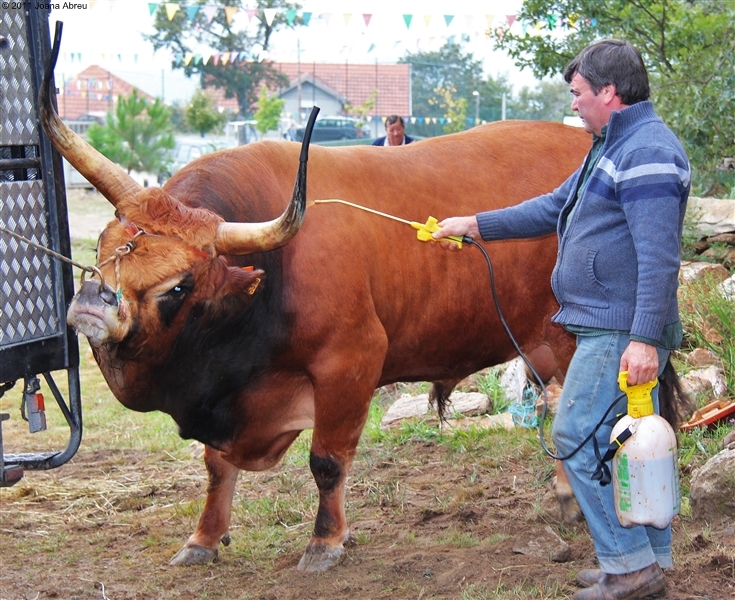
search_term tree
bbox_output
[344,90,377,131]
[253,85,285,136]
[429,86,469,134]
[87,90,175,179]
[509,79,572,121]
[145,0,301,117]
[401,41,506,137]
[185,89,228,136]
[495,0,735,193]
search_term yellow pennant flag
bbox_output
[164,3,180,21]
[221,51,230,65]
[485,14,495,28]
[423,15,432,28]
[184,52,194,66]
[224,6,238,24]
[343,13,352,26]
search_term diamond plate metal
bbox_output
[0,181,62,349]
[0,8,39,146]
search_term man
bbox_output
[372,115,414,146]
[433,40,690,600]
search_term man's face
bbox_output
[569,72,614,137]
[386,122,405,146]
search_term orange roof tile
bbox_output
[58,65,155,120]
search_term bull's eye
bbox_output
[157,274,194,326]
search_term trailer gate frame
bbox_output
[0,6,81,486]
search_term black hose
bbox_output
[462,236,623,461]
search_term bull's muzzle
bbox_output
[67,280,125,346]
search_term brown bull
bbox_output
[40,28,590,572]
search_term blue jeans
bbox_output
[551,332,673,574]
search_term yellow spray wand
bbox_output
[313,199,465,248]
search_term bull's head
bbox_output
[40,23,318,357]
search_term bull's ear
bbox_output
[220,266,265,298]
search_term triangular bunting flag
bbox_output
[506,14,517,27]
[424,15,432,27]
[245,8,257,22]
[367,43,375,53]
[186,6,199,21]
[363,14,372,27]
[403,14,413,29]
[263,8,277,26]
[343,13,352,26]
[286,9,297,25]
[184,52,193,66]
[444,15,454,27]
[302,12,312,26]
[225,6,238,24]
[164,3,180,21]
[221,51,230,65]
[486,15,495,27]
[321,13,332,25]
[148,3,157,16]
[204,6,218,23]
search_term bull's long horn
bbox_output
[39,22,142,209]
[214,106,320,255]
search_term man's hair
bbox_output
[563,39,650,105]
[385,115,405,128]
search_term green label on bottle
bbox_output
[616,454,632,513]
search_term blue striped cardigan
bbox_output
[476,101,690,343]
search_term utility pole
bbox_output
[472,90,480,125]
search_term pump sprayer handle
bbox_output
[618,371,657,418]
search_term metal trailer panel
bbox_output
[0,6,82,481]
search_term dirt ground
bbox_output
[1,189,733,599]
[1,438,734,600]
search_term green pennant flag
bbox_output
[444,15,454,27]
[302,12,312,25]
[286,8,297,25]
[148,3,157,16]
[402,14,412,29]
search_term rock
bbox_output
[690,448,735,522]
[722,430,735,450]
[685,348,721,368]
[499,357,527,404]
[719,274,735,301]
[687,197,735,236]
[512,525,572,563]
[536,382,563,419]
[679,261,730,284]
[380,392,490,429]
[680,366,728,399]
[446,412,515,431]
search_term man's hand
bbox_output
[620,340,659,386]
[432,216,480,248]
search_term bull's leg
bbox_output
[554,460,583,524]
[170,445,239,566]
[297,348,384,572]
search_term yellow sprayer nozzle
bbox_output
[411,216,463,249]
[618,371,657,418]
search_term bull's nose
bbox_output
[78,280,118,307]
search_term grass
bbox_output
[679,271,735,395]
[2,231,733,598]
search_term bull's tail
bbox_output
[429,380,456,424]
[659,357,694,431]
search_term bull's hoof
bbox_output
[169,544,218,566]
[296,543,346,572]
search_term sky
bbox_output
[48,0,541,105]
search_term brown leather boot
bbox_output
[576,568,604,588]
[572,563,666,599]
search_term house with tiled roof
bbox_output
[205,61,411,137]
[58,65,155,122]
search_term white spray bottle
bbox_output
[611,371,680,529]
